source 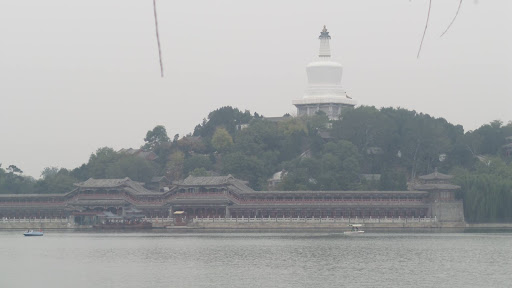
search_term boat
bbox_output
[343,224,364,235]
[23,230,44,236]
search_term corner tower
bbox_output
[293,26,356,120]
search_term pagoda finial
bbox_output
[318,25,331,57]
[319,25,331,40]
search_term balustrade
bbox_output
[190,216,437,224]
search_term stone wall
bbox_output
[431,201,465,223]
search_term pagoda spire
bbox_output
[318,25,331,58]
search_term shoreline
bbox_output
[2,221,512,232]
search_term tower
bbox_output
[292,26,356,120]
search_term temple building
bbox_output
[293,26,356,120]
[0,171,464,225]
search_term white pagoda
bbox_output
[293,26,356,120]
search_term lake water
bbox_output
[1,230,511,288]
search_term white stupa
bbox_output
[293,26,356,120]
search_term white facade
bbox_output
[293,26,356,120]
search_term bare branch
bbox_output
[153,0,164,77]
[441,0,463,37]
[417,0,432,59]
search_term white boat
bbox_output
[23,230,43,236]
[344,224,364,234]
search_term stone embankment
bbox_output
[3,217,510,230]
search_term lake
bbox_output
[1,230,511,288]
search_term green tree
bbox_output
[221,152,266,189]
[86,147,120,179]
[211,127,233,152]
[35,168,78,194]
[143,125,171,150]
[184,155,213,176]
[105,155,158,183]
[165,150,185,181]
[193,106,253,138]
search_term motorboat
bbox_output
[23,230,44,236]
[343,224,364,235]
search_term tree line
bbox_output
[1,106,511,222]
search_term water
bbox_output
[1,230,511,288]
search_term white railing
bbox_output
[1,217,69,223]
[191,216,437,224]
[142,217,174,223]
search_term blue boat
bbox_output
[23,230,43,236]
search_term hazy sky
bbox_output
[1,0,510,178]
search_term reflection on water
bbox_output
[1,231,511,288]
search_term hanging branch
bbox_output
[153,0,164,77]
[417,0,432,59]
[441,0,463,37]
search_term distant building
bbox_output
[293,26,356,120]
[147,176,170,191]
[119,148,158,161]
[411,168,464,223]
[503,136,512,157]
[267,170,287,190]
[0,172,464,224]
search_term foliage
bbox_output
[279,140,362,191]
[221,152,266,190]
[184,155,213,176]
[142,125,170,150]
[211,127,233,152]
[165,150,185,181]
[0,164,35,194]
[36,168,78,194]
[193,106,254,138]
[3,104,512,226]
[454,158,512,223]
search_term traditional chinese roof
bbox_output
[318,131,333,139]
[413,183,460,191]
[178,175,242,186]
[71,199,130,206]
[418,169,453,180]
[74,178,162,195]
[242,190,428,196]
[75,178,131,188]
[151,176,169,183]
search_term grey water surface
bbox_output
[1,230,511,288]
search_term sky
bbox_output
[0,0,510,178]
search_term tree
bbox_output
[184,155,213,176]
[41,167,59,179]
[221,152,266,189]
[86,147,120,179]
[165,150,185,181]
[212,127,234,152]
[143,125,170,150]
[105,155,158,183]
[190,167,208,177]
[193,106,253,138]
[0,164,35,194]
[7,165,23,174]
[35,168,78,194]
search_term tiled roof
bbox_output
[75,178,162,195]
[75,178,131,188]
[151,176,168,183]
[242,190,428,195]
[413,183,460,190]
[179,175,235,186]
[418,169,453,180]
